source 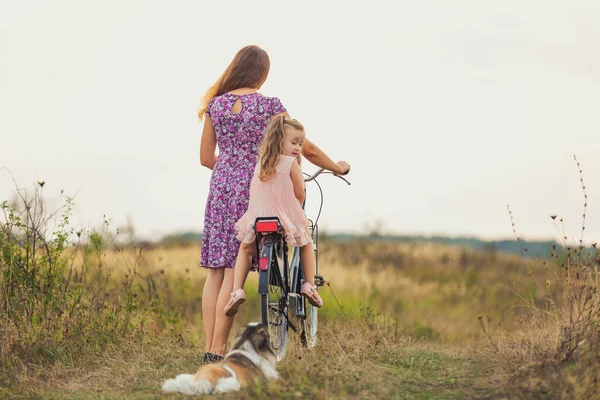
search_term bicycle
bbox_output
[254,167,350,361]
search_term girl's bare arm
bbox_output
[290,160,306,205]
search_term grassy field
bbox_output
[2,192,600,398]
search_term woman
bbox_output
[199,45,350,362]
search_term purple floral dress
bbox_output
[201,92,286,268]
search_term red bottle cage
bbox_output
[259,256,270,271]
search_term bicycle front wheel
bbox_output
[301,297,318,348]
[259,238,288,361]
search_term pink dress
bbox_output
[235,155,313,247]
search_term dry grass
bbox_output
[80,240,553,345]
[478,251,600,399]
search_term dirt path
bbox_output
[11,325,509,399]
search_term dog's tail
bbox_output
[162,374,213,395]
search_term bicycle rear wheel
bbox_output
[259,237,288,361]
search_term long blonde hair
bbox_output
[258,115,304,182]
[198,45,270,120]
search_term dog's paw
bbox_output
[214,376,241,393]
[161,378,179,393]
[263,366,279,380]
[162,374,213,395]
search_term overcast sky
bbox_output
[1,0,599,244]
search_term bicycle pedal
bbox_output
[289,293,306,318]
[314,275,326,287]
[289,293,301,317]
[289,293,300,306]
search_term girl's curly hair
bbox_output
[259,115,304,181]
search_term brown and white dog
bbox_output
[162,323,278,395]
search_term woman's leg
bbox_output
[210,268,235,356]
[210,241,255,356]
[201,268,224,352]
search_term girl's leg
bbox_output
[201,268,225,352]
[233,241,256,291]
[300,243,316,286]
[210,241,255,355]
[300,243,323,307]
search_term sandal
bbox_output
[301,282,323,308]
[224,289,246,316]
[203,352,224,363]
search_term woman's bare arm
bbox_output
[273,112,350,175]
[302,139,350,175]
[200,115,218,170]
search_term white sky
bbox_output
[1,0,599,243]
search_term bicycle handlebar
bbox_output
[304,168,351,185]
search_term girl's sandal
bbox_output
[301,282,323,308]
[224,289,246,316]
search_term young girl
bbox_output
[224,116,322,316]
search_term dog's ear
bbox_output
[252,324,273,354]
[254,323,267,335]
[231,327,249,350]
[232,323,259,350]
